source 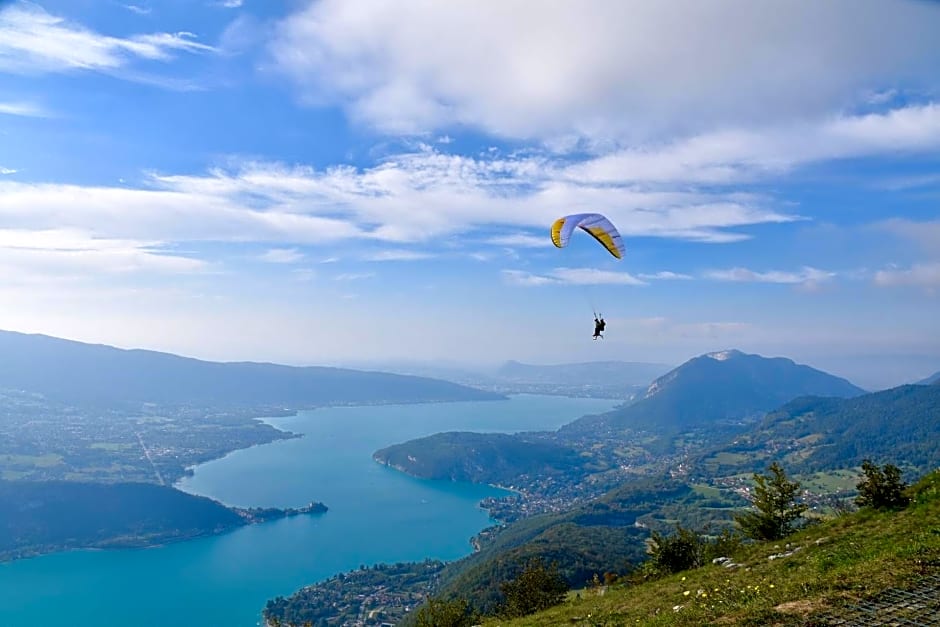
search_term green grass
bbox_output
[690,484,722,499]
[799,469,861,493]
[90,442,136,451]
[0,453,64,467]
[709,452,751,465]
[482,471,940,626]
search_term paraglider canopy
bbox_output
[550,213,624,259]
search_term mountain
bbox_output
[0,330,503,407]
[917,370,940,385]
[0,480,323,561]
[441,469,940,626]
[373,432,589,485]
[494,360,672,387]
[561,349,866,436]
[697,382,940,477]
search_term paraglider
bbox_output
[550,213,625,259]
[550,213,624,339]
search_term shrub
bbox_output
[856,460,910,510]
[415,597,477,627]
[499,557,569,618]
[734,462,807,541]
[646,524,703,574]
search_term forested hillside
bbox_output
[0,330,503,407]
[696,383,940,477]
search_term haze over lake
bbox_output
[0,395,618,627]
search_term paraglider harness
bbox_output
[593,313,606,340]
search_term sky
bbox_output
[0,0,939,389]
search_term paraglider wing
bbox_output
[550,213,625,259]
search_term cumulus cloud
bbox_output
[874,263,940,289]
[566,104,940,184]
[0,2,216,75]
[269,0,940,141]
[0,228,205,284]
[0,167,16,175]
[364,250,433,261]
[484,233,550,248]
[2,125,932,279]
[122,4,152,15]
[877,218,940,256]
[75,150,794,246]
[639,271,692,280]
[705,266,835,285]
[501,267,645,286]
[0,100,49,117]
[258,247,304,263]
[334,272,374,281]
[501,270,557,287]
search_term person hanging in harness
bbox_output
[593,314,606,340]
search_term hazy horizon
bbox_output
[1,1,938,392]
[2,325,934,393]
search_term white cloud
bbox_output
[0,167,16,175]
[122,4,152,15]
[484,233,549,248]
[258,247,304,263]
[334,272,374,281]
[874,263,940,289]
[137,152,796,245]
[567,104,940,185]
[501,270,556,287]
[0,3,216,75]
[218,0,244,7]
[0,100,49,117]
[364,250,432,261]
[705,266,835,285]
[9,125,933,277]
[0,228,205,283]
[877,219,940,257]
[550,267,646,286]
[501,267,645,286]
[270,0,940,141]
[877,173,940,190]
[639,271,692,280]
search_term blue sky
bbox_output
[1,0,939,388]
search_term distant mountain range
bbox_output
[918,370,940,385]
[342,358,673,399]
[696,382,940,476]
[0,480,326,561]
[0,330,503,407]
[561,349,865,436]
[374,432,586,485]
[494,360,672,387]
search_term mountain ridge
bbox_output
[561,348,866,437]
[0,329,504,407]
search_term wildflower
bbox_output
[683,590,690,596]
[769,584,775,589]
[681,576,686,581]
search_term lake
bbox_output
[0,394,619,627]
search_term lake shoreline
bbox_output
[1,395,620,627]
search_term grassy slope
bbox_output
[483,470,940,626]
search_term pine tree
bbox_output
[734,462,807,541]
[499,557,569,618]
[856,459,910,510]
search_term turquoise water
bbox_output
[0,394,618,627]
